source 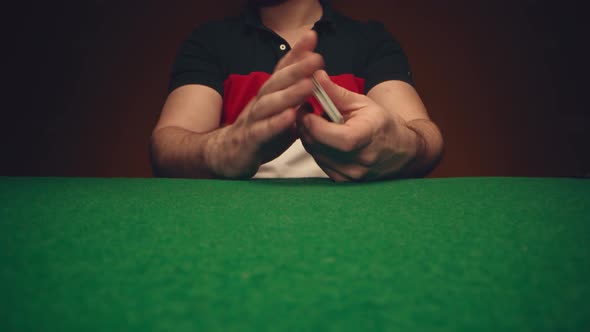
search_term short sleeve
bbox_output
[362,21,414,94]
[168,24,226,95]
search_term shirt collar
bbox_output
[243,0,336,31]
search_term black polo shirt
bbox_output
[169,0,413,126]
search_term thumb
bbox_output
[315,70,366,112]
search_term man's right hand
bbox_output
[204,30,324,178]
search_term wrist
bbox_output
[406,119,427,161]
[204,125,260,179]
[402,119,443,178]
[203,127,233,178]
[396,119,429,178]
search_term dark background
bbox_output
[2,0,588,178]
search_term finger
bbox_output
[295,103,315,137]
[322,167,352,182]
[298,133,367,182]
[251,78,314,121]
[298,141,350,182]
[315,70,368,112]
[299,112,372,152]
[311,152,371,181]
[248,108,297,144]
[275,30,318,71]
[258,53,324,97]
[298,111,357,163]
[314,159,355,182]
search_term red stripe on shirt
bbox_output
[221,72,365,125]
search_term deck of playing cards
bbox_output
[311,75,344,124]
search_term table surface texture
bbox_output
[1,176,589,331]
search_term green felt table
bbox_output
[1,176,589,331]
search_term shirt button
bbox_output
[279,44,287,51]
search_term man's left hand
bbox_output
[296,70,420,182]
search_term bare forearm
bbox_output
[150,124,264,179]
[150,126,218,179]
[401,119,444,178]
